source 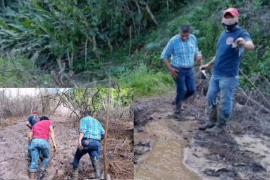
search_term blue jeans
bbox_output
[174,67,196,108]
[72,138,101,170]
[29,139,51,173]
[207,75,239,120]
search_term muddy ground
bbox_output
[0,110,133,180]
[134,93,270,180]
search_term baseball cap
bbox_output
[223,8,240,17]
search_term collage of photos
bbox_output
[1,0,270,180]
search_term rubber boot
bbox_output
[207,114,227,134]
[37,169,47,180]
[174,102,182,120]
[199,105,217,130]
[72,169,79,180]
[92,159,101,179]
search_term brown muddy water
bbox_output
[135,120,200,180]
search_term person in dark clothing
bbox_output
[198,8,255,133]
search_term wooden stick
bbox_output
[103,88,111,180]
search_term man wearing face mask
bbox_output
[161,25,203,119]
[198,8,255,132]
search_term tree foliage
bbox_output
[58,88,133,118]
[0,0,187,73]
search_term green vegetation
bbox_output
[118,64,173,97]
[61,88,134,114]
[0,56,53,87]
[116,0,270,94]
[0,0,186,72]
[0,0,269,95]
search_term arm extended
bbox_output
[50,126,57,151]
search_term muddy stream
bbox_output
[134,96,202,180]
[134,95,270,180]
[135,119,200,180]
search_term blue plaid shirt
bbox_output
[79,116,105,140]
[161,34,199,68]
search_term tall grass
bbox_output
[118,64,174,97]
[0,56,53,87]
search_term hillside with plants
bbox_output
[0,0,269,92]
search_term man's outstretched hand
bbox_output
[235,37,246,47]
[200,64,210,72]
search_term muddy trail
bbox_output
[0,111,133,180]
[134,93,270,180]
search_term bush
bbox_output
[0,0,187,72]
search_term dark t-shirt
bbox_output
[213,26,252,77]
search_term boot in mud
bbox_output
[198,121,215,130]
[206,116,227,134]
[29,172,36,180]
[37,169,47,180]
[199,105,218,130]
[92,159,101,179]
[72,169,79,180]
[174,103,182,120]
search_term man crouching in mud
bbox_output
[28,116,57,179]
[199,8,255,133]
[72,111,105,180]
[161,25,203,120]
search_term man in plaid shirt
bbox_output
[161,25,203,119]
[72,111,105,180]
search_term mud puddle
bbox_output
[135,119,200,180]
[134,96,203,180]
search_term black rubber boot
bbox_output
[92,159,101,179]
[198,105,217,130]
[174,103,182,120]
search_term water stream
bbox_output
[135,120,200,180]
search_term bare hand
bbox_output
[53,144,57,152]
[169,67,179,79]
[235,37,245,47]
[78,142,83,150]
[200,64,209,71]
